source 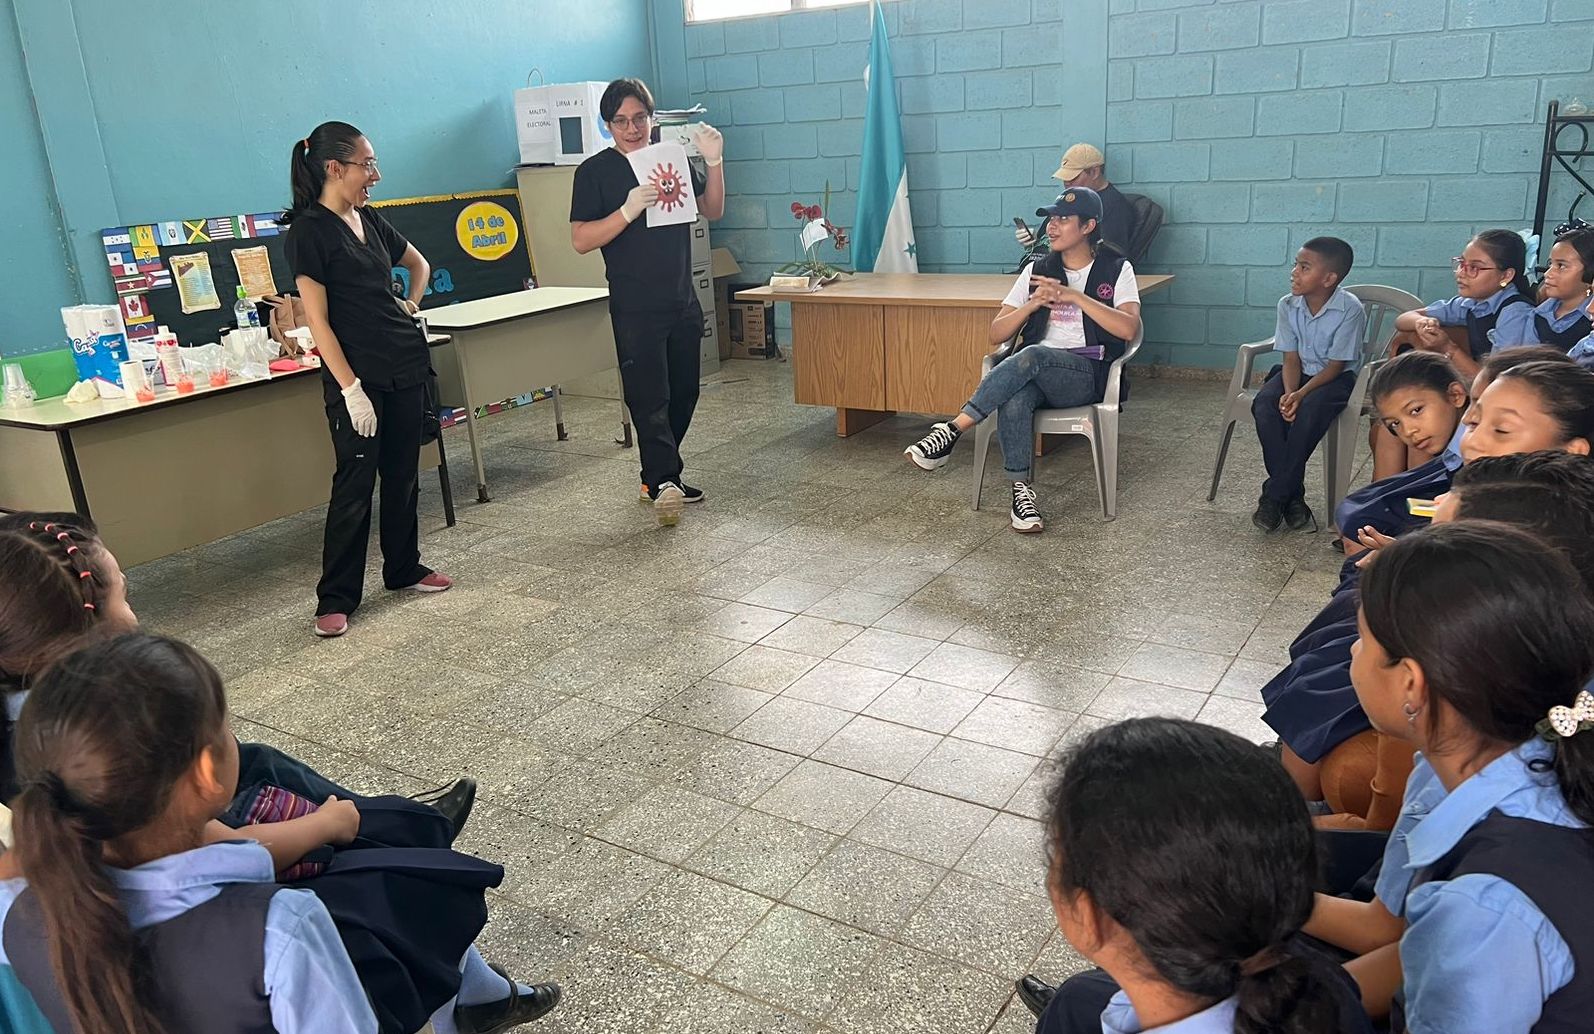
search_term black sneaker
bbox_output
[1010,481,1044,533]
[1285,495,1317,531]
[640,482,705,503]
[1252,495,1284,532]
[905,421,960,470]
[649,480,686,526]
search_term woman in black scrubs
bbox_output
[284,122,451,638]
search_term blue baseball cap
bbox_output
[1037,186,1104,223]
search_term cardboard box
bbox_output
[725,281,776,360]
[711,248,741,360]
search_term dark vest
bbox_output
[4,882,283,1033]
[1534,309,1593,350]
[1464,293,1531,357]
[1393,812,1594,1034]
[1009,253,1131,402]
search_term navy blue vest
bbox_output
[1465,294,1531,357]
[1394,811,1594,1034]
[1009,252,1131,402]
[1534,309,1593,351]
[4,882,282,1033]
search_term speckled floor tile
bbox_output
[710,905,886,1021]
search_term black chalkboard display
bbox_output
[100,191,533,347]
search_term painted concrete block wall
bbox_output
[4,0,650,356]
[1109,0,1594,367]
[0,0,77,363]
[679,0,1105,342]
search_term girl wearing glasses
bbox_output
[283,122,451,640]
[1371,229,1535,480]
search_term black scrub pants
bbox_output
[318,376,430,616]
[611,300,703,490]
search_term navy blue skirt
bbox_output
[1262,564,1367,763]
[1333,456,1453,539]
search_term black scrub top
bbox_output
[569,147,708,314]
[284,203,430,389]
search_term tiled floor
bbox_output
[130,358,1354,1033]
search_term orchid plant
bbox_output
[775,182,851,283]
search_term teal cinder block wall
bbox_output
[662,0,1594,370]
[2,0,652,358]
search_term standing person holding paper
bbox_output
[283,122,451,640]
[570,78,725,526]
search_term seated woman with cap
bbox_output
[904,186,1142,534]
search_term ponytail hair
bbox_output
[12,633,231,1034]
[1472,228,1534,299]
[283,121,364,225]
[1046,718,1340,1034]
[1360,522,1594,825]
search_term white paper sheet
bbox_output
[625,141,699,228]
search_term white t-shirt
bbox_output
[1002,258,1140,358]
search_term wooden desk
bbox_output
[737,272,1174,435]
[424,287,623,502]
[0,352,451,567]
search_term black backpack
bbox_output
[1123,193,1164,264]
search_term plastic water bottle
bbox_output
[234,286,260,329]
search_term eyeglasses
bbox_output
[609,114,652,130]
[338,158,380,173]
[1451,257,1500,276]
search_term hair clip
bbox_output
[1542,689,1594,739]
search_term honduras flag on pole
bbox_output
[853,0,917,273]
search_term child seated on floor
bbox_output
[903,186,1142,535]
[3,633,379,1034]
[1314,451,1594,833]
[1023,717,1368,1034]
[1306,522,1594,1030]
[1271,352,1594,804]
[1371,228,1536,480]
[1251,237,1366,534]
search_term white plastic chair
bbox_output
[1206,285,1420,516]
[970,325,1145,520]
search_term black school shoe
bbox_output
[409,777,477,840]
[1252,494,1283,532]
[1285,495,1318,532]
[1016,975,1056,1018]
[454,965,562,1033]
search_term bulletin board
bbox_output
[100,191,535,347]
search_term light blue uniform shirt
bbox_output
[1424,286,1533,350]
[1523,295,1594,343]
[1274,288,1367,376]
[1375,740,1581,1034]
[1101,989,1238,1033]
[1569,332,1594,369]
[1440,418,1468,473]
[0,841,377,1033]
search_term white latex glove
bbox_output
[621,183,660,223]
[1015,226,1037,247]
[341,379,378,437]
[693,123,725,165]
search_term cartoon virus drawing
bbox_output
[650,163,687,213]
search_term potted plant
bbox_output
[774,182,851,288]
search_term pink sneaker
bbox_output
[314,613,349,638]
[406,571,453,593]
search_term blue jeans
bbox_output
[962,347,1098,481]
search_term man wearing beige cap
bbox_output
[1018,143,1135,257]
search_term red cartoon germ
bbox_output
[649,163,687,213]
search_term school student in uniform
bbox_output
[1022,718,1366,1034]
[2,634,379,1034]
[904,187,1142,534]
[1524,225,1594,349]
[1251,237,1366,533]
[1307,522,1594,1031]
[283,121,452,639]
[570,78,726,527]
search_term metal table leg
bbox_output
[553,385,568,441]
[616,399,633,448]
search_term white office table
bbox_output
[423,287,625,502]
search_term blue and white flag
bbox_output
[854,0,917,273]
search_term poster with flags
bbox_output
[853,0,917,274]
